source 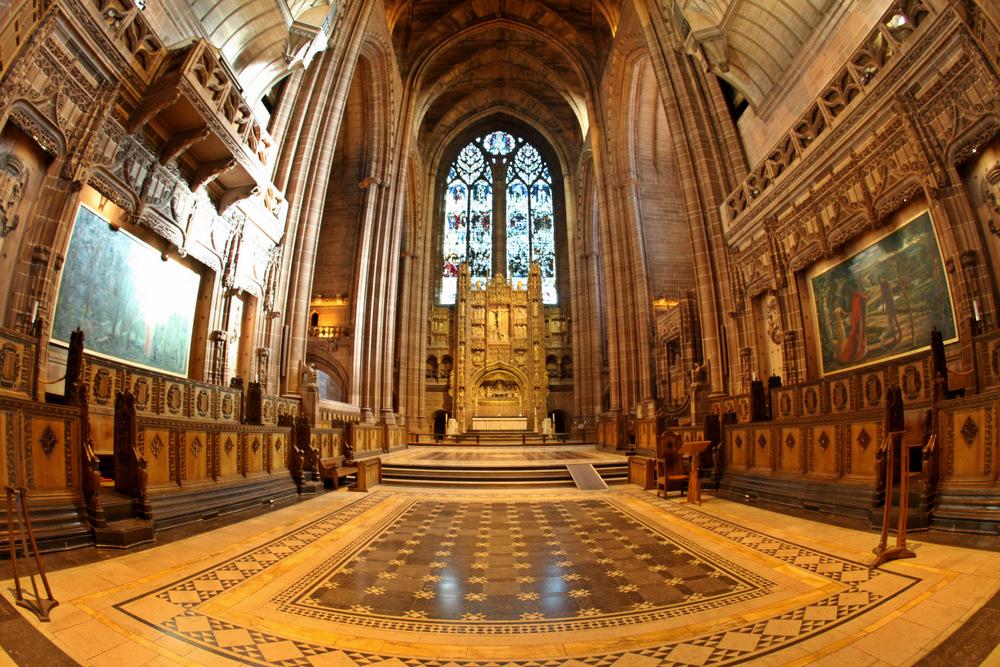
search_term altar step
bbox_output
[380,461,628,488]
[410,433,592,446]
[408,439,595,448]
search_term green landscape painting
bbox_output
[811,211,956,375]
[52,206,200,376]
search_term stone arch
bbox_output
[468,363,530,415]
[308,349,349,402]
[6,102,68,159]
[312,34,396,346]
[431,118,570,305]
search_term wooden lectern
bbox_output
[679,440,711,505]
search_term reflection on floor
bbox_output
[3,484,1000,666]
[388,445,621,465]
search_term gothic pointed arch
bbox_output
[435,120,567,307]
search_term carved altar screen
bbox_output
[451,264,549,432]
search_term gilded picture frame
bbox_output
[52,205,201,376]
[810,210,957,375]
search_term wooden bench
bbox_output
[317,455,358,490]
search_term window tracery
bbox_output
[441,132,556,305]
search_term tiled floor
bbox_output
[3,484,1000,666]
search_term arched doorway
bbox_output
[432,410,447,439]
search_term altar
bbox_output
[471,417,528,431]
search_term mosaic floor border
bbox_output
[84,488,930,666]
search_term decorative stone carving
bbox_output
[818,431,830,451]
[857,428,871,452]
[985,162,1000,238]
[150,434,164,458]
[960,416,978,445]
[40,426,57,456]
[0,153,27,238]
[765,295,781,344]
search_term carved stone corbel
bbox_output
[218,183,259,215]
[127,88,182,134]
[190,157,236,192]
[159,125,210,166]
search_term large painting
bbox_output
[52,205,201,376]
[811,211,956,375]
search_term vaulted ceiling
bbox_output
[386,0,622,156]
[180,0,841,149]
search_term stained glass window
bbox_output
[441,133,557,305]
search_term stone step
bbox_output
[93,517,155,549]
[381,462,628,488]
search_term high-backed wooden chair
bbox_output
[656,432,688,498]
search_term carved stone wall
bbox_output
[724,3,1000,386]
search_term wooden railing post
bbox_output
[114,391,150,519]
[245,381,263,425]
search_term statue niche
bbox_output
[449,264,548,432]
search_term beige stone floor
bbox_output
[3,485,1000,667]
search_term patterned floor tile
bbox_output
[10,487,991,666]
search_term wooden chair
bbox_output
[656,432,688,498]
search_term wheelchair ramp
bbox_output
[566,463,608,490]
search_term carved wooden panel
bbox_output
[272,432,286,471]
[976,332,1000,390]
[943,403,996,482]
[844,421,881,478]
[808,424,841,478]
[129,373,156,413]
[777,427,803,474]
[246,435,264,474]
[28,417,68,491]
[219,433,239,477]
[351,424,382,454]
[773,387,798,420]
[859,371,886,410]
[141,428,172,485]
[1,410,11,487]
[0,330,35,399]
[828,378,854,415]
[750,428,773,472]
[728,428,750,469]
[186,432,209,482]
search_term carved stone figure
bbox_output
[765,295,782,344]
[0,153,27,238]
[299,360,318,386]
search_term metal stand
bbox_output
[871,432,915,569]
[5,485,58,621]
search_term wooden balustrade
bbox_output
[627,456,656,490]
[354,457,381,492]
